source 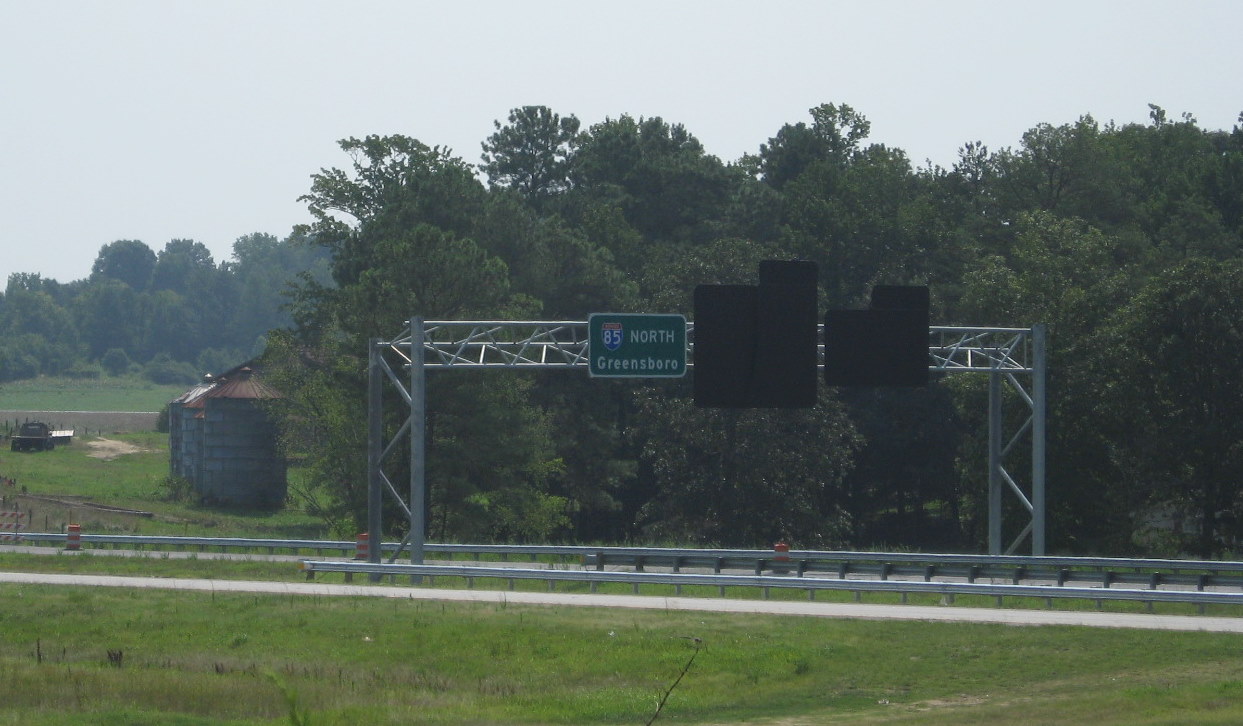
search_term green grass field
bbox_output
[0,431,324,540]
[0,376,187,412]
[3,378,1243,724]
[2,580,1243,726]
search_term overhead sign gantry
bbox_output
[367,317,1047,567]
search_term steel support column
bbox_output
[367,338,383,570]
[1031,324,1048,555]
[988,364,1004,555]
[409,317,426,567]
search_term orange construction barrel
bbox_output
[772,541,791,573]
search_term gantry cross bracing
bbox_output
[376,321,1037,372]
[369,320,1046,567]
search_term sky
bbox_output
[2,1,1241,285]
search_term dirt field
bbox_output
[85,438,150,460]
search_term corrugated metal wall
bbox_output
[198,398,286,508]
[168,371,286,509]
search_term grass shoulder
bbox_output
[0,577,1242,725]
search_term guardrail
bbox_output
[15,533,363,556]
[12,533,592,560]
[297,560,1243,612]
[12,534,1243,592]
[581,548,1243,591]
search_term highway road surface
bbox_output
[4,570,1243,633]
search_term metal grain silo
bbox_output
[175,367,286,509]
[168,374,215,481]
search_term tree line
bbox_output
[7,102,1242,557]
[263,102,1243,557]
[0,234,331,382]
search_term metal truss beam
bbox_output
[368,320,1046,565]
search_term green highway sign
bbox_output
[588,313,687,378]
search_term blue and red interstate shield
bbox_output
[601,322,623,351]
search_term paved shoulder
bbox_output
[3,571,1242,633]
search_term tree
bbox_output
[224,232,332,353]
[141,352,198,385]
[639,236,785,315]
[333,221,511,338]
[1106,259,1243,557]
[568,115,737,245]
[5,273,62,298]
[426,374,563,542]
[838,385,966,550]
[203,103,1243,554]
[988,116,1116,218]
[293,134,501,339]
[0,277,82,376]
[480,105,580,202]
[753,104,964,309]
[473,194,640,318]
[778,139,933,306]
[0,335,44,381]
[631,396,861,547]
[1207,113,1243,233]
[569,201,649,282]
[261,330,370,534]
[143,289,198,362]
[756,102,871,190]
[151,239,216,292]
[90,240,156,291]
[956,212,1135,552]
[101,348,132,376]
[74,279,145,358]
[300,135,485,288]
[1102,108,1241,265]
[284,135,574,541]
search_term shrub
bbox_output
[101,348,132,376]
[161,476,196,503]
[64,361,103,379]
[0,348,40,381]
[142,354,199,385]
